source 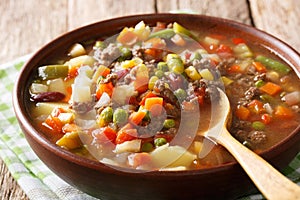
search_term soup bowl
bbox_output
[13,14,300,199]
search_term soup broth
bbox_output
[29,21,300,171]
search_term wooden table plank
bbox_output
[68,0,156,30]
[0,0,68,64]
[249,0,300,51]
[156,0,251,24]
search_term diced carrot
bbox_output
[227,65,242,74]
[43,116,63,135]
[62,86,72,103]
[117,28,138,46]
[129,110,147,125]
[62,123,80,133]
[144,97,163,116]
[134,64,149,93]
[274,105,294,119]
[235,105,250,120]
[129,152,152,167]
[94,127,117,144]
[252,61,267,73]
[247,99,265,114]
[116,128,137,144]
[259,82,282,96]
[261,113,272,125]
[139,92,157,106]
[232,38,246,45]
[96,82,114,99]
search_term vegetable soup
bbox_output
[29,21,300,171]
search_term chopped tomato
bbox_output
[232,38,246,45]
[216,44,233,54]
[227,65,242,74]
[261,113,272,125]
[247,99,265,114]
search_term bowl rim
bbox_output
[13,13,300,177]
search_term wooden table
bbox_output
[1,0,299,199]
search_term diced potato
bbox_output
[56,131,82,150]
[199,69,214,81]
[160,166,187,171]
[114,139,141,153]
[65,55,95,68]
[68,43,86,57]
[150,144,197,168]
[30,83,48,94]
[32,102,69,117]
[203,36,220,46]
[48,78,66,94]
[58,112,75,124]
[71,85,92,102]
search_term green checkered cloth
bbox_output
[0,55,299,200]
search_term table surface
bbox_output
[1,0,299,199]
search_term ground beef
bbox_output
[247,131,267,145]
[153,79,179,107]
[94,43,121,67]
[72,100,96,114]
[99,73,118,86]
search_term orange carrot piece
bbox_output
[144,97,163,116]
[129,110,147,125]
[129,152,152,167]
[235,105,250,121]
[252,61,267,73]
[274,105,294,119]
[139,92,157,106]
[259,82,282,96]
[247,99,265,114]
[116,128,137,144]
[96,82,114,99]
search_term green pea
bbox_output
[154,138,167,147]
[141,142,153,152]
[118,46,132,61]
[100,107,113,123]
[155,70,164,78]
[157,62,169,72]
[174,88,187,101]
[113,108,128,126]
[252,121,265,131]
[163,119,175,129]
[255,80,265,88]
[190,51,202,61]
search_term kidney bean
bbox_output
[31,92,65,102]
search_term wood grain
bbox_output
[156,0,251,24]
[249,0,300,51]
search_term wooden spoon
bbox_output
[199,88,300,200]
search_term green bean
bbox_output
[255,55,291,75]
[38,65,69,80]
[149,28,175,39]
[255,80,265,88]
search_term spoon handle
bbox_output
[219,129,300,200]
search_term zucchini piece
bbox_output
[38,65,69,80]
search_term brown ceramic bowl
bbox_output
[13,14,300,200]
